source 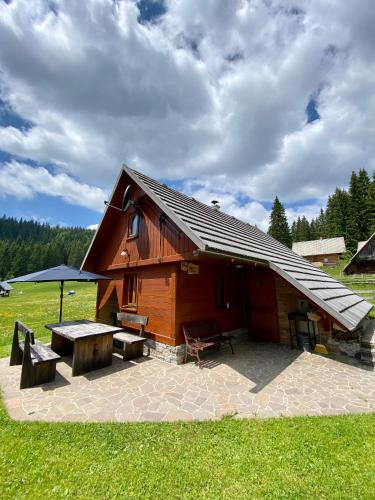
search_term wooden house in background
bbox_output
[344,233,375,275]
[292,237,346,266]
[82,166,372,364]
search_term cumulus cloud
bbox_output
[0,0,374,226]
[0,161,107,211]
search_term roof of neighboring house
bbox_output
[82,166,373,331]
[344,232,375,274]
[0,281,12,291]
[292,237,346,257]
[357,241,367,252]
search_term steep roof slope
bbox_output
[357,241,367,252]
[124,167,372,331]
[344,232,375,274]
[292,237,346,257]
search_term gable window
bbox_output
[123,274,137,307]
[128,213,140,238]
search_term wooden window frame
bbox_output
[127,212,140,240]
[122,274,138,311]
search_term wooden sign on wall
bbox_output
[188,263,199,274]
[181,261,199,274]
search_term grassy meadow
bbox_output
[1,398,375,498]
[0,282,97,357]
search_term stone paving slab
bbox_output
[1,341,375,422]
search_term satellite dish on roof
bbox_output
[104,184,138,213]
[122,185,133,212]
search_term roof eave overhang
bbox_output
[199,247,269,267]
[269,262,371,332]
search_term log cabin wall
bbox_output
[175,261,247,345]
[304,253,340,265]
[96,264,177,346]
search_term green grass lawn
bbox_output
[0,282,97,357]
[1,273,375,498]
[0,399,375,499]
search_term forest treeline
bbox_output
[268,168,375,253]
[0,216,94,280]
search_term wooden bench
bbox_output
[10,321,61,389]
[182,319,235,368]
[112,313,148,361]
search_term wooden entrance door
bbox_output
[247,267,279,342]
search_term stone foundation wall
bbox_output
[144,339,186,365]
[144,327,249,365]
[327,338,361,359]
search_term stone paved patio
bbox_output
[1,341,375,422]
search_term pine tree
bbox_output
[357,168,371,239]
[309,219,317,240]
[346,171,361,253]
[367,173,375,234]
[291,220,297,242]
[346,169,371,252]
[325,188,350,238]
[268,197,292,248]
[299,216,311,241]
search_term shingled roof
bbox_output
[83,166,373,332]
[292,237,346,257]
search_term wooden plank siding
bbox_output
[84,172,196,273]
[304,253,340,265]
[247,266,279,342]
[175,262,247,345]
[96,265,178,346]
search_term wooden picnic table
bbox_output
[45,320,124,376]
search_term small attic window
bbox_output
[128,213,140,238]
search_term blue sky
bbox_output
[0,0,374,231]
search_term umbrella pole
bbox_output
[59,281,64,322]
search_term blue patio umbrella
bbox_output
[8,264,110,322]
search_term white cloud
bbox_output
[87,223,98,230]
[0,0,374,218]
[0,161,107,211]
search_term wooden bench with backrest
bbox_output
[182,319,235,368]
[112,313,148,361]
[10,321,61,389]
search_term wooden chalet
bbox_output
[82,166,373,364]
[344,233,375,275]
[292,237,346,265]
